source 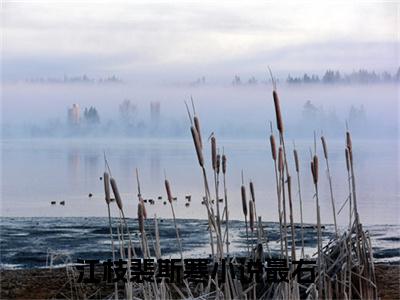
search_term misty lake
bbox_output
[1,137,398,225]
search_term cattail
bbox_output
[312,155,319,184]
[241,185,247,216]
[110,177,123,210]
[345,148,350,171]
[293,149,299,173]
[139,196,147,219]
[287,175,292,196]
[249,181,255,202]
[321,136,328,159]
[348,146,353,165]
[346,131,352,152]
[137,202,144,233]
[211,136,217,170]
[273,90,284,133]
[216,154,221,174]
[165,179,173,203]
[222,154,227,174]
[278,147,284,173]
[311,161,315,182]
[194,116,202,149]
[249,200,254,232]
[270,135,277,161]
[191,126,204,167]
[103,172,111,204]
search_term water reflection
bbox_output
[1,138,399,225]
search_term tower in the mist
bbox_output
[67,104,81,126]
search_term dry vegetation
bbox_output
[36,79,381,299]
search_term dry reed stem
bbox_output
[103,172,118,300]
[279,151,289,263]
[104,172,111,204]
[249,181,259,243]
[249,200,254,232]
[293,149,299,173]
[137,202,144,234]
[249,181,255,204]
[241,184,249,254]
[346,131,352,152]
[271,133,284,257]
[293,148,305,258]
[241,185,247,217]
[165,180,173,203]
[211,136,217,170]
[110,178,123,210]
[321,136,328,159]
[221,152,229,255]
[278,147,284,173]
[345,148,350,172]
[191,126,204,167]
[321,136,338,238]
[286,175,296,261]
[312,155,319,184]
[270,135,277,161]
[311,154,323,295]
[139,197,147,220]
[273,90,284,133]
[194,116,202,149]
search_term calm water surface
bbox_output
[1,138,399,224]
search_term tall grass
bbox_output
[91,78,378,300]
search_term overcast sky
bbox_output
[2,0,399,82]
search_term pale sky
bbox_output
[2,0,399,82]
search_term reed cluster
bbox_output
[69,80,378,300]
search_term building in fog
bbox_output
[67,104,80,126]
[150,101,160,123]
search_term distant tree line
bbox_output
[288,68,400,84]
[25,74,123,84]
[231,68,400,86]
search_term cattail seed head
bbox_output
[191,126,204,167]
[165,179,173,203]
[222,154,227,174]
[345,148,350,171]
[110,177,123,210]
[241,185,247,217]
[249,200,254,232]
[270,135,277,161]
[139,196,147,219]
[287,175,292,196]
[312,155,319,184]
[293,149,299,173]
[103,172,111,204]
[216,154,221,174]
[311,161,315,183]
[137,202,144,233]
[278,147,284,173]
[346,131,352,152]
[348,146,353,165]
[211,136,217,170]
[194,116,202,149]
[321,136,328,159]
[249,181,255,202]
[273,90,284,133]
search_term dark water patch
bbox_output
[1,217,399,269]
[373,248,400,259]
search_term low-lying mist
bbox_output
[2,82,398,140]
